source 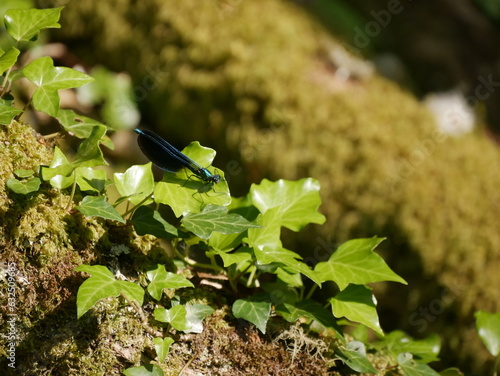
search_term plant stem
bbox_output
[65,173,77,211]
[174,248,222,272]
[0,66,13,95]
[305,284,318,300]
[122,192,154,218]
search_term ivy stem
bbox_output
[65,173,77,211]
[174,248,222,272]
[245,265,258,288]
[305,284,318,300]
[0,66,13,95]
[42,132,61,139]
[122,192,154,219]
[231,261,254,286]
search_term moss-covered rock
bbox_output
[34,0,500,373]
[0,122,153,374]
[1,123,349,375]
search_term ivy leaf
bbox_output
[14,169,34,178]
[122,364,164,376]
[132,206,178,239]
[181,204,261,239]
[76,167,107,192]
[475,311,500,356]
[4,7,63,42]
[254,246,322,286]
[23,56,94,116]
[75,265,144,319]
[181,303,214,334]
[398,353,441,376]
[153,142,230,216]
[232,297,271,334]
[56,109,114,149]
[0,103,22,125]
[153,337,174,363]
[275,299,342,337]
[314,237,407,290]
[43,146,73,188]
[73,124,107,164]
[250,178,326,231]
[329,284,383,336]
[0,46,20,75]
[208,229,247,252]
[75,196,125,223]
[210,248,253,268]
[146,264,193,301]
[246,206,282,250]
[6,176,40,195]
[154,305,189,332]
[275,267,303,288]
[336,345,378,374]
[383,331,441,364]
[114,163,154,205]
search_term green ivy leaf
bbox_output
[4,7,63,41]
[246,206,282,250]
[146,264,193,300]
[250,178,326,231]
[114,163,154,205]
[475,311,500,356]
[275,299,342,337]
[232,298,271,333]
[41,125,107,183]
[75,265,144,319]
[336,345,378,374]
[154,305,189,332]
[383,331,441,364]
[153,337,174,363]
[314,237,407,290]
[75,195,125,223]
[43,146,73,188]
[0,103,22,125]
[122,364,164,376]
[0,46,20,75]
[23,56,94,116]
[14,169,34,178]
[6,176,40,194]
[132,206,178,239]
[398,353,441,376]
[73,124,107,164]
[180,303,214,334]
[210,248,253,268]
[329,284,383,336]
[275,267,303,288]
[56,109,114,149]
[153,142,230,216]
[254,246,322,285]
[76,167,107,192]
[181,204,261,239]
[208,229,246,252]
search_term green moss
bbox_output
[0,122,157,375]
